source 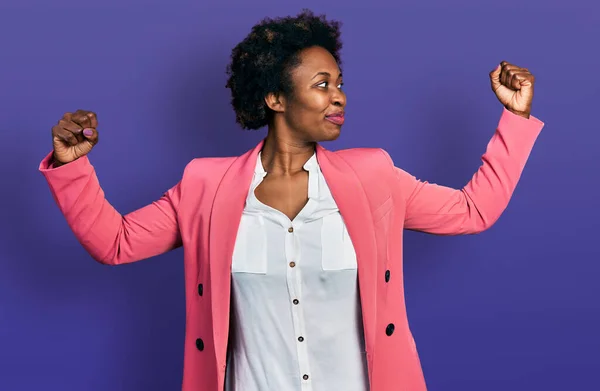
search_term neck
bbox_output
[261,125,315,176]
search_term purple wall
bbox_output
[1,1,598,390]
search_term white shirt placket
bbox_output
[284,222,312,389]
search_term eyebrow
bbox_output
[311,71,343,80]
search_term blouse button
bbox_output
[303,374,309,380]
[288,227,294,233]
[289,261,296,268]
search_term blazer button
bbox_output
[196,338,204,351]
[385,270,391,282]
[386,323,395,336]
[198,284,203,296]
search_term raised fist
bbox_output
[52,110,99,165]
[490,61,535,118]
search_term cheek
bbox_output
[312,93,330,112]
[290,94,328,123]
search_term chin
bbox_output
[318,126,341,142]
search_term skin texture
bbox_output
[50,47,535,221]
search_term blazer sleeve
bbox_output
[39,153,183,265]
[382,108,545,235]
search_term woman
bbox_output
[39,10,544,391]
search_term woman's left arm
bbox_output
[386,61,545,235]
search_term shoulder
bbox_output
[330,146,395,171]
[185,155,238,173]
[179,155,239,187]
[329,147,398,196]
[325,147,401,210]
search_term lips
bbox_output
[325,113,345,126]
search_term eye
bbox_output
[317,81,344,89]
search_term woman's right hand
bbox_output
[52,110,99,166]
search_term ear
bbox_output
[264,91,286,113]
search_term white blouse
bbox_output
[224,151,370,391]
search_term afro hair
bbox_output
[225,9,343,130]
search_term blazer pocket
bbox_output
[321,213,357,271]
[372,195,392,224]
[231,214,267,274]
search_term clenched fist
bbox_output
[490,61,535,119]
[52,110,99,166]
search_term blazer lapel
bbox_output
[316,144,378,379]
[208,140,264,375]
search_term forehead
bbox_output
[292,46,341,80]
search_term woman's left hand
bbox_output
[490,61,535,119]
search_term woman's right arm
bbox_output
[39,152,183,265]
[40,109,182,265]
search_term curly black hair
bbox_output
[225,9,343,130]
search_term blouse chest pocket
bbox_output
[231,214,267,274]
[321,213,357,271]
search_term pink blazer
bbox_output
[39,108,544,390]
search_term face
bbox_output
[267,46,347,142]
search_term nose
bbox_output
[331,86,346,107]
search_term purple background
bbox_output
[1,1,598,390]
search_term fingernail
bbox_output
[83,129,93,137]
